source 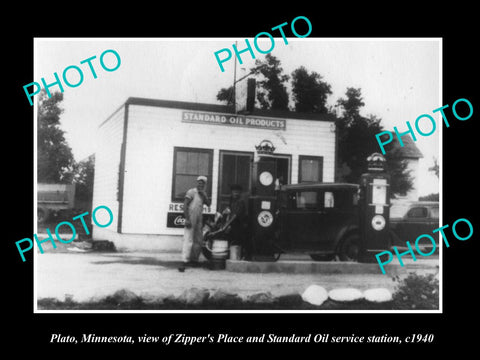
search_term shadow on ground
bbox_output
[89,255,207,270]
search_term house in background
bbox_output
[387,135,424,202]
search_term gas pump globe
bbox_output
[358,153,391,262]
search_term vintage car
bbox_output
[389,201,439,251]
[276,183,361,261]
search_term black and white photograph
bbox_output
[32,37,441,313]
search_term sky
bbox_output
[34,38,441,196]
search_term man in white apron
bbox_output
[179,176,211,272]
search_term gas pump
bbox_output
[358,153,391,262]
[248,141,278,261]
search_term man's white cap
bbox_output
[197,176,207,183]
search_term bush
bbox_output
[419,193,439,201]
[392,273,439,310]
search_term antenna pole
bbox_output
[233,41,237,112]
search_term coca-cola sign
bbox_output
[166,212,215,228]
[173,215,185,226]
[167,213,186,228]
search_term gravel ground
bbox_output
[35,248,438,306]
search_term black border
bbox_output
[6,4,479,354]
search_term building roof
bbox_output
[384,133,423,159]
[125,97,337,122]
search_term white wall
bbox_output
[120,104,336,236]
[91,105,124,239]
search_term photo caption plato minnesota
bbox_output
[50,332,434,345]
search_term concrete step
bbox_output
[226,259,439,275]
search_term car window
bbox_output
[353,192,359,206]
[406,207,428,218]
[390,204,409,218]
[326,190,356,210]
[287,189,357,210]
[430,206,439,219]
[292,191,318,210]
[324,191,334,208]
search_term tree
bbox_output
[216,86,234,106]
[428,157,439,178]
[250,54,290,110]
[74,154,95,211]
[290,66,332,113]
[335,88,413,197]
[216,54,290,111]
[37,89,76,183]
[384,151,414,198]
[337,88,365,124]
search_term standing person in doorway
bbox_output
[178,176,211,272]
[223,184,248,251]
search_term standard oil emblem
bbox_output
[257,211,273,227]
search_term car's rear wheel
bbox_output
[338,233,360,261]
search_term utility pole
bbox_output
[233,40,237,113]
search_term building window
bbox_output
[218,151,253,211]
[172,147,213,201]
[299,155,323,183]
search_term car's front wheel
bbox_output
[338,233,360,261]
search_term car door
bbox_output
[319,189,358,250]
[282,189,323,251]
[394,206,431,242]
[283,189,344,252]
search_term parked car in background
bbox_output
[389,201,440,252]
[37,183,76,224]
[276,183,361,261]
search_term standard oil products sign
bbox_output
[182,111,286,131]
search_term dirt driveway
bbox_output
[35,248,438,307]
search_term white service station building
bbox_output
[92,97,337,251]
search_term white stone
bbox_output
[180,288,210,305]
[328,288,364,302]
[363,288,393,302]
[301,285,328,306]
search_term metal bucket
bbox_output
[210,239,229,259]
[207,239,229,270]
